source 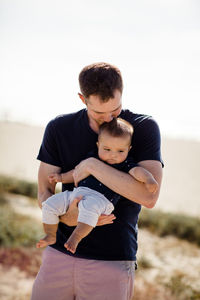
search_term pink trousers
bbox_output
[31,247,135,300]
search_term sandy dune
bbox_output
[0,120,200,216]
[157,137,200,216]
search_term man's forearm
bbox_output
[37,162,60,208]
[87,158,162,208]
[61,169,74,183]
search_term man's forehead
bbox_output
[90,103,122,114]
[87,93,122,113]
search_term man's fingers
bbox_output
[70,196,82,207]
[59,196,82,226]
[97,214,116,226]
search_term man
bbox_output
[31,62,163,300]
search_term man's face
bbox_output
[79,90,122,130]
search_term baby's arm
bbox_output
[48,169,74,184]
[129,166,158,194]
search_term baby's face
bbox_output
[97,132,131,164]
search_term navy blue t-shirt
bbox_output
[37,109,163,260]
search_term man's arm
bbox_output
[38,162,61,208]
[73,158,163,208]
[38,161,116,225]
[38,161,80,225]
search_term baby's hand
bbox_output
[48,173,62,184]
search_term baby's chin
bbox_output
[105,159,121,164]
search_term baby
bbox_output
[36,118,158,253]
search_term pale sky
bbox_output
[1,0,200,140]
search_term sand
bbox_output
[157,137,200,216]
[0,121,44,182]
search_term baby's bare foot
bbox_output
[36,235,56,248]
[64,235,80,254]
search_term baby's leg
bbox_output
[64,187,114,254]
[131,166,158,194]
[64,222,93,253]
[36,191,71,248]
[36,223,58,248]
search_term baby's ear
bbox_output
[96,141,99,147]
[129,145,132,150]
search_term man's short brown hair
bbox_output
[98,118,133,142]
[79,62,123,102]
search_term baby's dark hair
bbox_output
[79,62,123,101]
[98,118,134,143]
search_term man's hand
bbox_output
[73,158,96,186]
[59,196,82,226]
[96,214,116,226]
[59,196,116,226]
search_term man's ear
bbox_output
[96,141,99,148]
[129,145,132,150]
[78,93,86,105]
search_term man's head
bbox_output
[79,62,123,101]
[78,62,123,128]
[97,118,133,164]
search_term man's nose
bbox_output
[103,114,113,122]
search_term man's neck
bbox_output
[88,118,99,133]
[86,111,100,133]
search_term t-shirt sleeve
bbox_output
[37,120,62,167]
[132,117,164,166]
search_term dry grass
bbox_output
[0,242,200,300]
[139,208,200,246]
[0,247,42,277]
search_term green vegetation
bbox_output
[0,175,60,248]
[0,193,7,205]
[139,208,200,247]
[165,272,200,300]
[0,175,37,198]
[138,256,153,269]
[0,175,61,199]
[0,203,42,247]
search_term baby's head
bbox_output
[97,118,133,164]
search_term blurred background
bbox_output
[0,1,200,299]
